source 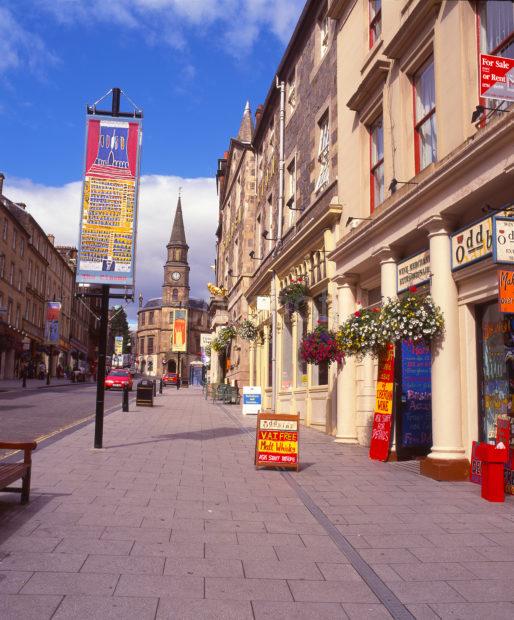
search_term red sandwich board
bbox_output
[369,343,395,461]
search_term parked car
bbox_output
[105,369,133,390]
[162,372,178,385]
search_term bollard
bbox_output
[159,379,163,394]
[122,385,129,412]
[22,373,27,388]
[153,380,157,397]
[46,370,50,386]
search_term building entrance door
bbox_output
[167,359,177,373]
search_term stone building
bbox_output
[137,197,209,384]
[213,0,514,480]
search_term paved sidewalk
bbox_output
[0,390,513,619]
[0,378,79,392]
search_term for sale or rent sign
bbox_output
[480,54,514,102]
[255,413,300,471]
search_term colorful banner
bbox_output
[479,53,514,103]
[114,335,123,355]
[44,302,61,344]
[200,333,212,364]
[76,114,142,287]
[370,343,395,461]
[498,270,514,313]
[255,413,300,470]
[171,308,188,352]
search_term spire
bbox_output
[168,195,187,247]
[237,100,254,143]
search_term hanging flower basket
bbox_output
[300,325,343,366]
[211,325,237,352]
[279,282,309,313]
[336,307,385,359]
[237,319,258,341]
[381,287,444,345]
[211,338,223,353]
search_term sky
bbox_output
[0,0,305,326]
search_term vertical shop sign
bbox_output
[76,114,142,287]
[114,335,123,355]
[200,333,212,364]
[44,302,62,344]
[255,413,300,470]
[171,308,188,352]
[497,270,514,313]
[369,343,395,461]
[479,54,514,102]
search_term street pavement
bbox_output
[0,388,513,619]
[0,383,132,460]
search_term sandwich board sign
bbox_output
[255,413,300,471]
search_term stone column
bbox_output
[249,341,255,386]
[420,215,468,480]
[335,276,358,444]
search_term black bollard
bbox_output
[46,370,50,386]
[159,379,163,394]
[122,385,129,412]
[22,372,27,388]
[153,380,157,397]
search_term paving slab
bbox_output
[0,594,63,620]
[52,595,158,620]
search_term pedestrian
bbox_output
[176,375,180,390]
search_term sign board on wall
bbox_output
[498,270,514,313]
[451,216,494,271]
[255,413,300,471]
[242,386,262,415]
[44,302,61,344]
[369,343,395,462]
[493,217,514,264]
[257,296,271,311]
[76,114,142,287]
[479,54,514,103]
[200,333,213,364]
[171,308,188,352]
[397,250,430,293]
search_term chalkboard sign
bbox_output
[255,413,300,471]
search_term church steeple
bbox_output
[163,194,190,306]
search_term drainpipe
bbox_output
[276,76,286,246]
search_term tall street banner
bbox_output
[200,333,212,364]
[171,308,188,352]
[44,302,61,344]
[114,335,123,355]
[479,54,514,102]
[76,114,142,287]
[369,343,395,462]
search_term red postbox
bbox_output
[475,443,509,502]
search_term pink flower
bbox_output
[409,285,417,293]
[354,311,361,317]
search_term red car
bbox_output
[162,372,178,385]
[105,369,133,390]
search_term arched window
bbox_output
[172,289,178,301]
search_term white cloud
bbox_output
[0,6,58,75]
[3,174,218,322]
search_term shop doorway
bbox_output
[167,359,177,373]
[395,340,432,460]
[476,302,514,442]
[190,365,203,386]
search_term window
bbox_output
[15,304,20,328]
[18,269,23,292]
[287,70,296,117]
[7,299,13,324]
[139,338,145,355]
[2,219,7,241]
[312,292,329,386]
[281,315,293,390]
[147,336,154,355]
[480,1,514,58]
[370,117,384,211]
[141,312,145,326]
[267,330,273,388]
[149,310,154,324]
[296,308,308,388]
[315,112,330,193]
[172,288,178,302]
[12,229,16,251]
[20,238,24,257]
[0,254,4,279]
[414,58,437,173]
[28,260,32,284]
[9,262,14,286]
[319,11,329,59]
[286,158,297,228]
[369,0,382,48]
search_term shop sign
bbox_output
[479,54,514,102]
[255,413,300,471]
[114,335,123,355]
[257,296,271,311]
[171,308,188,352]
[493,217,514,264]
[44,302,61,344]
[369,343,395,462]
[497,270,514,313]
[397,250,430,293]
[242,386,262,415]
[76,113,142,288]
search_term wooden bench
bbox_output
[0,441,37,504]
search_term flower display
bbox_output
[381,290,444,344]
[278,281,309,313]
[300,325,344,366]
[237,319,258,341]
[207,283,228,298]
[336,307,385,359]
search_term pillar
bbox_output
[420,216,468,480]
[249,341,255,386]
[335,276,358,443]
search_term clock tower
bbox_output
[163,196,190,306]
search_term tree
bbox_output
[109,306,131,355]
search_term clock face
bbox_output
[171,271,181,281]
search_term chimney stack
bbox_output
[255,104,264,127]
[48,234,55,245]
[16,202,27,210]
[0,173,4,195]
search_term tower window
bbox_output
[172,289,178,301]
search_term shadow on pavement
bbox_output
[106,426,246,449]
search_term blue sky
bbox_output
[0,0,304,323]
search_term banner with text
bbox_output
[44,302,62,344]
[369,343,395,462]
[171,308,188,352]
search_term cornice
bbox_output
[383,0,441,61]
[347,58,391,112]
[327,0,356,20]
